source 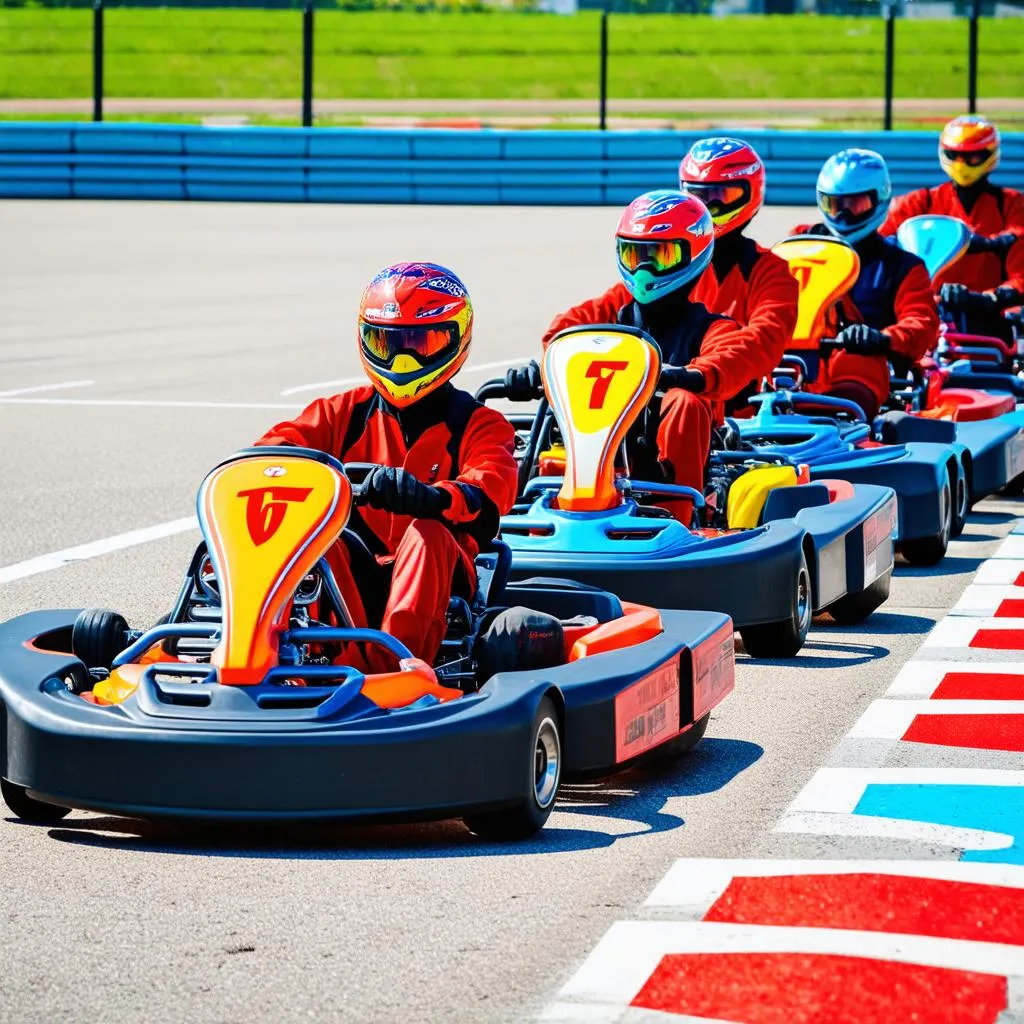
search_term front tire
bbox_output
[464,696,562,841]
[1,779,71,823]
[739,553,812,658]
[825,570,892,626]
[899,472,952,567]
[72,608,130,670]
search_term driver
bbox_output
[791,148,938,420]
[519,190,759,523]
[678,137,798,410]
[880,116,1024,326]
[256,262,518,672]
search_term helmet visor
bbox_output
[617,238,690,276]
[942,147,994,168]
[681,181,749,221]
[359,321,461,365]
[817,190,879,227]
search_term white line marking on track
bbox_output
[848,698,1024,739]
[995,535,1024,560]
[545,921,1024,1017]
[0,517,199,584]
[644,858,1024,910]
[976,558,1024,584]
[0,379,95,398]
[0,398,297,411]
[952,583,1024,616]
[923,616,1024,648]
[887,661,1024,698]
[279,358,523,397]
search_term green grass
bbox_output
[0,9,1020,102]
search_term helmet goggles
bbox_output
[818,190,879,227]
[942,147,995,168]
[617,238,690,276]
[359,321,461,366]
[681,180,750,222]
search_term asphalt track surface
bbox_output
[1,200,1019,1024]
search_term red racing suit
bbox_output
[543,280,760,520]
[881,181,1024,293]
[257,383,518,669]
[793,225,939,417]
[705,233,799,406]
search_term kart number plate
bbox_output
[614,660,680,763]
[863,496,898,586]
[692,622,736,721]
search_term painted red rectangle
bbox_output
[614,659,680,763]
[932,672,1024,700]
[1016,572,1024,588]
[692,621,735,720]
[970,629,1024,650]
[903,713,1024,752]
[996,599,1024,618]
[632,952,1006,1024]
[703,874,1024,946]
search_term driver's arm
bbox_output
[744,251,799,380]
[255,394,349,454]
[884,263,940,362]
[542,283,632,346]
[688,319,763,402]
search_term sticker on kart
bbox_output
[614,659,681,763]
[862,494,898,586]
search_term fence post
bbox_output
[92,0,104,123]
[302,0,314,128]
[967,0,980,114]
[599,9,608,131]
[883,3,894,131]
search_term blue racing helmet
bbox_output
[816,149,892,245]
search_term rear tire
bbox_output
[72,609,130,670]
[464,696,561,841]
[899,472,952,567]
[951,471,969,537]
[739,553,811,658]
[825,571,891,626]
[1,779,71,823]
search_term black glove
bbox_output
[835,323,890,356]
[940,282,997,313]
[362,466,451,520]
[504,360,543,401]
[994,286,1022,310]
[660,366,705,393]
[968,231,1018,256]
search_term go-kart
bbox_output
[770,235,1024,510]
[898,213,1024,402]
[0,447,736,838]
[483,325,898,660]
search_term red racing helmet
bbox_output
[357,262,473,409]
[616,190,715,303]
[679,137,766,238]
[939,115,1000,187]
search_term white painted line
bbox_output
[0,398,297,411]
[774,810,1011,851]
[995,535,1024,560]
[888,661,1024,698]
[848,698,1024,740]
[279,358,524,397]
[922,616,1024,648]
[0,379,95,398]
[553,921,1024,1011]
[0,517,199,584]
[976,558,1024,585]
[952,583,1024,617]
[645,858,1024,910]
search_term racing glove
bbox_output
[504,360,543,401]
[659,366,705,393]
[967,231,1019,256]
[835,323,890,356]
[939,283,1002,314]
[362,466,452,520]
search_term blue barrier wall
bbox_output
[1,123,1021,205]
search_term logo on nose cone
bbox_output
[238,486,313,546]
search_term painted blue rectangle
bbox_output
[309,131,413,159]
[186,183,306,202]
[503,133,604,160]
[0,125,73,153]
[0,179,72,198]
[73,125,184,154]
[411,132,502,159]
[309,185,415,203]
[413,185,501,204]
[0,161,72,181]
[183,128,308,158]
[73,180,185,200]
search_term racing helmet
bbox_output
[679,137,766,238]
[357,262,472,408]
[940,115,999,187]
[616,190,714,304]
[816,149,892,245]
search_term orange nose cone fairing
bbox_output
[772,237,861,348]
[542,328,661,512]
[198,455,353,685]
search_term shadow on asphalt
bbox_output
[820,611,935,635]
[896,555,987,578]
[740,638,888,669]
[31,737,763,860]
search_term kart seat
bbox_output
[726,465,799,529]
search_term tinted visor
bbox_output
[681,180,749,220]
[817,190,879,226]
[359,321,460,365]
[943,147,994,168]
[617,238,690,276]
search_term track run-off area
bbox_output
[2,200,1023,1023]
